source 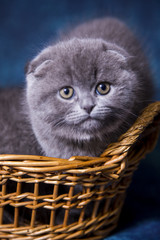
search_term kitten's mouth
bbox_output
[85,116,92,120]
[79,116,100,129]
[82,116,94,122]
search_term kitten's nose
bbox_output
[80,96,95,114]
[83,105,95,114]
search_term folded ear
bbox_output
[107,49,127,63]
[34,60,54,78]
[25,47,53,76]
[102,41,130,64]
[25,59,54,82]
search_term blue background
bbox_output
[0,0,160,239]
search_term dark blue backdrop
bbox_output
[0,0,160,239]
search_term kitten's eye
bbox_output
[59,87,74,99]
[96,82,110,95]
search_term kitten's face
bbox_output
[26,38,138,148]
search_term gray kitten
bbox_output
[0,17,153,225]
[25,17,153,159]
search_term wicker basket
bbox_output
[0,102,160,240]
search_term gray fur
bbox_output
[1,17,153,159]
[25,17,153,159]
[0,17,154,225]
[0,88,41,155]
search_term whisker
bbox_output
[53,119,66,127]
[45,115,67,128]
[109,106,139,118]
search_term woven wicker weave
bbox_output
[0,102,160,240]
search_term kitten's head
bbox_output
[26,38,145,155]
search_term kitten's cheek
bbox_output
[64,116,79,125]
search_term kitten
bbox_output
[0,17,153,225]
[25,17,153,159]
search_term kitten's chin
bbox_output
[72,118,103,141]
[79,117,101,130]
[54,118,100,142]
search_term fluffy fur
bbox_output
[0,18,153,158]
[0,88,41,155]
[0,17,154,225]
[25,17,153,159]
